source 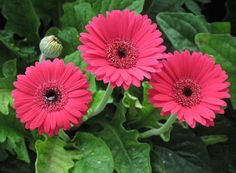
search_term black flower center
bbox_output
[117,49,126,58]
[45,89,58,102]
[106,40,137,68]
[182,87,193,97]
[173,79,201,107]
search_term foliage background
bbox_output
[0,0,236,173]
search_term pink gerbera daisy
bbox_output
[149,51,230,128]
[12,59,92,136]
[78,10,166,89]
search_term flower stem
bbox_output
[59,130,70,142]
[139,114,177,139]
[89,83,113,118]
[39,53,46,63]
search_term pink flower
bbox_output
[12,59,92,136]
[79,10,166,89]
[149,51,230,128]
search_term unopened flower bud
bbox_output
[39,35,63,58]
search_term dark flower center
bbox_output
[36,83,68,112]
[182,87,192,97]
[106,40,137,68]
[117,49,126,58]
[172,78,201,107]
[45,89,58,102]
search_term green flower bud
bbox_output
[39,35,63,58]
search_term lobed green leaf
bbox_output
[35,136,81,173]
[71,132,114,173]
[98,104,152,173]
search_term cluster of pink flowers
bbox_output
[12,10,230,136]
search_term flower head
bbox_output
[149,51,230,128]
[79,10,166,89]
[39,35,63,58]
[12,59,92,136]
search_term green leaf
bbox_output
[4,138,30,164]
[46,27,79,57]
[2,59,16,77]
[0,59,16,115]
[87,90,113,117]
[63,51,87,71]
[121,82,171,141]
[122,91,143,121]
[98,104,151,173]
[146,0,186,20]
[201,135,228,146]
[2,0,40,44]
[122,92,143,109]
[141,82,155,114]
[0,89,13,115]
[0,110,29,163]
[71,132,114,173]
[91,0,144,14]
[0,32,18,69]
[123,82,167,130]
[209,22,231,34]
[61,0,144,31]
[61,2,94,31]
[35,136,81,173]
[195,33,236,108]
[0,31,37,66]
[194,116,236,172]
[156,12,208,51]
[195,0,210,3]
[185,0,201,15]
[157,12,231,51]
[32,0,74,27]
[151,125,210,173]
[74,3,95,30]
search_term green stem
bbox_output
[59,130,70,142]
[139,114,177,139]
[89,83,113,119]
[39,53,46,63]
